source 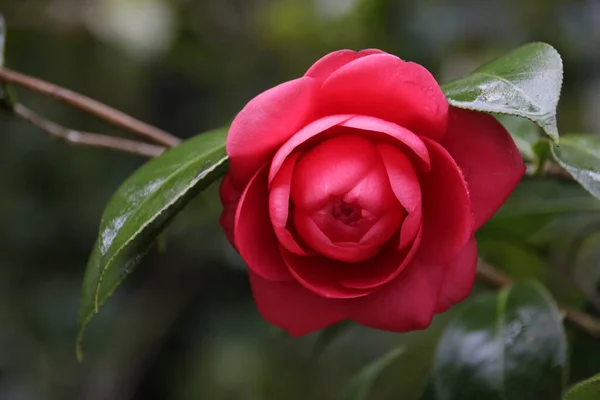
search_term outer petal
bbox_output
[318,54,448,140]
[416,138,473,265]
[219,174,241,246]
[227,77,319,186]
[347,252,443,332]
[304,49,386,82]
[435,236,478,313]
[234,166,292,281]
[248,271,346,336]
[442,108,525,230]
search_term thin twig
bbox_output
[13,103,166,158]
[477,260,600,338]
[0,67,180,147]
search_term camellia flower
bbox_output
[219,49,525,335]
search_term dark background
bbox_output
[1,0,600,399]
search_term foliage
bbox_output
[3,1,600,399]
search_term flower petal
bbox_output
[435,236,478,313]
[416,138,473,265]
[234,166,292,281]
[293,208,380,263]
[269,153,312,255]
[442,108,525,230]
[281,248,373,298]
[319,54,448,140]
[377,143,423,249]
[341,228,422,290]
[270,115,430,184]
[219,174,241,246]
[377,143,421,212]
[304,49,386,82]
[291,135,381,211]
[347,251,443,332]
[341,116,430,170]
[227,77,319,186]
[248,271,346,336]
[269,114,354,183]
[398,208,422,249]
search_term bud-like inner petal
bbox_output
[290,134,405,262]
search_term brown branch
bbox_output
[13,103,166,158]
[0,67,180,147]
[477,260,600,338]
[545,163,573,179]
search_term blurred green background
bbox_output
[1,0,600,399]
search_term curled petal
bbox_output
[347,249,443,332]
[359,207,405,248]
[435,236,478,313]
[416,138,473,265]
[342,157,404,217]
[398,208,422,249]
[293,209,380,263]
[248,271,346,336]
[442,108,525,230]
[319,54,448,140]
[269,114,354,183]
[341,116,430,170]
[270,115,430,184]
[228,77,318,186]
[269,153,311,255]
[234,166,292,281]
[291,135,381,211]
[377,143,421,212]
[281,248,373,299]
[304,49,387,82]
[377,143,423,249]
[341,228,422,290]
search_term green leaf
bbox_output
[442,42,563,143]
[433,282,567,400]
[551,134,600,200]
[495,114,541,161]
[491,179,600,220]
[77,128,228,360]
[565,373,600,400]
[342,347,405,400]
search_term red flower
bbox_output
[220,49,525,335]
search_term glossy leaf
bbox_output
[565,373,600,400]
[442,42,562,143]
[434,282,567,400]
[342,347,405,400]
[77,128,228,359]
[495,114,540,161]
[551,134,600,200]
[491,179,600,220]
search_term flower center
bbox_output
[331,201,362,225]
